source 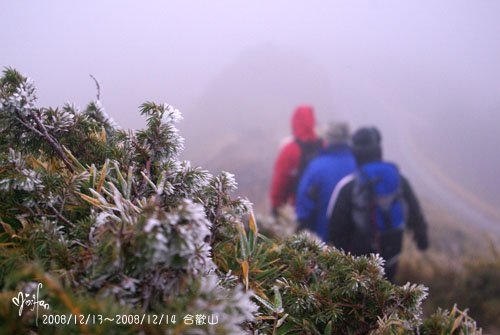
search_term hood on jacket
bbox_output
[291,105,316,141]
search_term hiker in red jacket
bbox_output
[270,105,321,217]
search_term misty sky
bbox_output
[3,1,499,125]
[2,1,500,226]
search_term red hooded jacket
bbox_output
[270,105,319,208]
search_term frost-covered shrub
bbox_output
[0,68,255,334]
[0,69,481,334]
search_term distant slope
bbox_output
[180,45,338,210]
[380,99,500,234]
[179,45,500,229]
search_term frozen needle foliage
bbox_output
[0,69,481,334]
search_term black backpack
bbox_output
[295,138,323,180]
[351,162,405,262]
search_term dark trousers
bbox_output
[385,260,398,283]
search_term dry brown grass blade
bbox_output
[75,192,102,206]
[27,156,48,171]
[249,210,258,235]
[242,259,249,292]
[450,309,466,334]
[0,220,15,237]
[100,126,107,143]
[96,160,108,193]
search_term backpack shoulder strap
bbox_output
[295,138,322,178]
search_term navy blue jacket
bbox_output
[295,144,356,241]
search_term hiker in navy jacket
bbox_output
[296,122,356,241]
[327,127,428,282]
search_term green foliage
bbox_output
[217,229,427,334]
[420,306,481,335]
[398,240,500,333]
[0,68,255,334]
[0,68,482,334]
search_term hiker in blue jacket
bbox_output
[296,122,356,241]
[327,127,429,282]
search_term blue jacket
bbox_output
[295,144,356,241]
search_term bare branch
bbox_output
[48,204,75,228]
[13,106,75,172]
[14,109,44,137]
[30,110,74,172]
[89,74,101,101]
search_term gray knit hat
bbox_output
[323,122,350,146]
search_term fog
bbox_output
[2,1,500,230]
